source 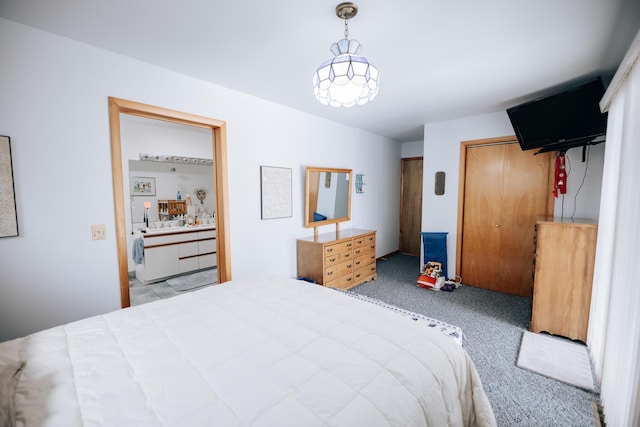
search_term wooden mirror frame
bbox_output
[304,166,352,229]
[108,97,232,308]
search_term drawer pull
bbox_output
[347,264,352,268]
[329,257,336,262]
[327,271,333,276]
[355,249,361,254]
[327,248,333,253]
[355,273,361,278]
[355,260,361,265]
[347,243,352,247]
[344,253,351,259]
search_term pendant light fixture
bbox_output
[312,2,379,107]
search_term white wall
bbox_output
[0,19,400,341]
[401,140,424,158]
[552,143,604,221]
[422,111,604,278]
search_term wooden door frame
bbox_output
[455,136,555,277]
[399,156,423,254]
[108,97,232,308]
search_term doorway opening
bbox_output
[108,97,232,308]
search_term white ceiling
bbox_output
[2,0,639,142]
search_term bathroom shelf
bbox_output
[158,200,187,220]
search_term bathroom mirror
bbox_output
[304,166,352,228]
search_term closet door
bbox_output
[400,157,423,255]
[460,141,553,297]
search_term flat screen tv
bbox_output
[507,77,607,153]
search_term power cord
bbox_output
[445,276,463,288]
[571,145,590,220]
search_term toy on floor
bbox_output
[417,261,462,292]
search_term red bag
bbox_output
[417,274,437,289]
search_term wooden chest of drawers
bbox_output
[530,217,597,342]
[297,229,377,290]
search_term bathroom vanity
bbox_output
[135,225,217,284]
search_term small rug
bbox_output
[517,331,595,392]
[166,269,218,292]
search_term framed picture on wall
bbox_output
[0,135,19,237]
[130,176,156,196]
[260,166,292,219]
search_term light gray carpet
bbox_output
[352,254,599,427]
[166,269,218,291]
[517,331,595,392]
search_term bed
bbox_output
[0,276,496,426]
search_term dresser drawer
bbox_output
[326,273,355,290]
[325,250,354,266]
[324,252,342,267]
[354,265,377,286]
[354,233,375,247]
[324,259,353,282]
[354,251,376,268]
[324,240,353,256]
[354,243,374,257]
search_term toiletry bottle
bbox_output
[177,190,181,200]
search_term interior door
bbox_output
[400,157,423,255]
[459,140,553,297]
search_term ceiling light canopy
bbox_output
[313,2,379,108]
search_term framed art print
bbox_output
[130,176,156,196]
[260,166,292,219]
[0,136,19,237]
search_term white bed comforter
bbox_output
[1,277,496,426]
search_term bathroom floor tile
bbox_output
[129,275,215,306]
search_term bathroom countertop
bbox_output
[140,224,216,236]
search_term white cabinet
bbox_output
[144,245,179,281]
[178,242,199,273]
[135,227,217,284]
[197,230,217,269]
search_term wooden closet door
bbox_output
[460,142,553,297]
[400,158,423,255]
[461,144,506,290]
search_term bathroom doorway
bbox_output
[109,97,231,308]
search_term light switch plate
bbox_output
[91,224,106,240]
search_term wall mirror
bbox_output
[304,166,352,229]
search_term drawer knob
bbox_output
[327,248,333,253]
[329,257,336,262]
[328,271,333,276]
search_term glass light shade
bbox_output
[313,38,379,107]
